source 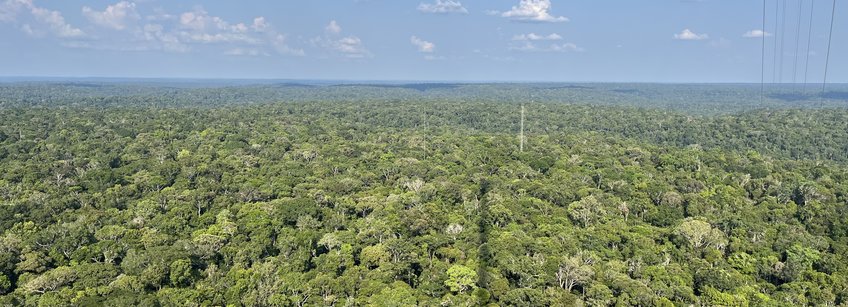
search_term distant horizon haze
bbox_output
[1,75,847,86]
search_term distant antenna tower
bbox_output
[520,104,525,152]
[422,104,428,159]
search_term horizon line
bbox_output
[2,76,847,85]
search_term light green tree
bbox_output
[445,264,477,294]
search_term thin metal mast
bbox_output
[779,0,787,84]
[761,0,767,103]
[821,0,836,100]
[793,0,804,85]
[803,0,815,92]
[772,0,780,83]
[520,104,525,152]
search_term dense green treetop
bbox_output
[0,83,847,305]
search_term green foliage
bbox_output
[22,266,75,295]
[445,265,477,294]
[0,83,847,305]
[675,218,727,251]
[366,281,417,307]
[0,275,10,294]
[169,260,193,287]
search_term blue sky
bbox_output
[0,0,844,82]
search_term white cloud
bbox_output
[30,6,85,37]
[185,32,258,44]
[550,43,583,52]
[512,33,562,41]
[271,34,305,56]
[178,8,233,31]
[511,41,583,52]
[500,0,567,22]
[673,29,708,40]
[84,5,301,56]
[0,0,28,22]
[333,36,369,58]
[83,1,139,30]
[314,20,369,58]
[171,10,255,44]
[19,23,33,34]
[155,9,301,55]
[510,42,536,51]
[424,55,446,60]
[177,8,251,35]
[325,20,341,34]
[410,36,435,53]
[177,11,202,30]
[140,23,188,52]
[484,54,516,62]
[743,29,772,38]
[3,2,302,57]
[252,17,269,32]
[417,0,467,14]
[166,7,302,55]
[338,37,365,55]
[145,8,175,22]
[225,48,268,56]
[1,0,85,38]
